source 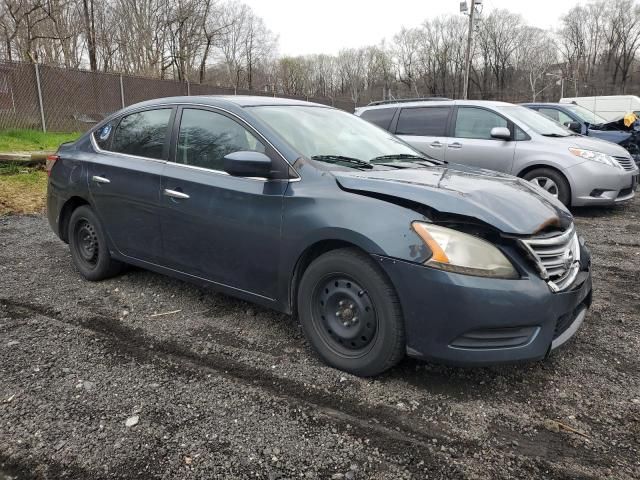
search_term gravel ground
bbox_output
[0,200,639,479]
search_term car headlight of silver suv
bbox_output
[411,222,519,279]
[568,147,622,169]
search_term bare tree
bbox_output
[518,27,558,101]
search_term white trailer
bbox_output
[559,95,640,122]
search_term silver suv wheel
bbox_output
[530,176,559,198]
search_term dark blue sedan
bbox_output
[46,96,592,376]
[523,102,640,163]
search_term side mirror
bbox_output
[223,151,272,178]
[490,127,511,140]
[564,121,582,133]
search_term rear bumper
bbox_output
[374,247,592,366]
[46,181,63,238]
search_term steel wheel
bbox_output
[530,176,559,198]
[311,275,378,357]
[68,205,124,281]
[74,219,99,267]
[298,248,405,376]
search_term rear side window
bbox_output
[359,108,396,130]
[454,107,508,140]
[396,107,450,136]
[109,109,172,160]
[175,108,265,171]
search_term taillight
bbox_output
[45,155,59,176]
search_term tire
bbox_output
[68,205,123,281]
[522,168,571,207]
[297,248,405,376]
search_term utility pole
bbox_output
[461,0,481,100]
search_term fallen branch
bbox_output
[149,309,182,318]
[544,419,591,441]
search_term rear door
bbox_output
[444,106,516,173]
[88,107,173,263]
[393,106,452,161]
[159,106,288,299]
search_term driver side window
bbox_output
[539,108,573,126]
[454,107,508,140]
[175,108,265,171]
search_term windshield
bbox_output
[498,105,572,137]
[565,105,608,124]
[249,105,427,166]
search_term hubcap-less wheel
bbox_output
[75,219,99,266]
[312,275,377,356]
[530,176,559,198]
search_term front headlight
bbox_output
[568,148,622,169]
[412,222,518,279]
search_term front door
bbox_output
[88,108,173,263]
[159,107,287,299]
[444,106,516,173]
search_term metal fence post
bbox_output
[119,74,125,108]
[34,63,47,133]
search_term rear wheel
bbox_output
[68,205,123,281]
[297,248,405,376]
[523,168,571,206]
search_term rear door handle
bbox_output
[448,142,463,149]
[163,188,190,200]
[429,141,442,148]
[91,175,110,184]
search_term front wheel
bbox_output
[297,248,405,377]
[522,168,571,206]
[68,205,124,281]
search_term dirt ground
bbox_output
[0,199,639,479]
[0,170,47,216]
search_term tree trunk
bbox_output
[82,0,97,71]
[199,37,212,83]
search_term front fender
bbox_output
[277,175,431,311]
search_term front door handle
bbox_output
[429,141,442,148]
[163,188,190,200]
[92,175,110,184]
[448,142,463,149]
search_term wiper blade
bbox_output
[311,155,373,169]
[371,154,444,165]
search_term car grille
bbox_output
[520,225,581,292]
[614,156,636,171]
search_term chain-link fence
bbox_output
[0,61,358,133]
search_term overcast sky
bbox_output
[242,0,578,56]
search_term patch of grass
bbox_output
[0,129,81,152]
[0,162,22,175]
[0,168,48,215]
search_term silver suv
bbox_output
[355,99,639,207]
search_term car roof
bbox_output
[522,103,567,107]
[357,99,515,111]
[121,95,331,112]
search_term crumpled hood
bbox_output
[334,164,573,235]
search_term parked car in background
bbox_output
[47,96,592,376]
[524,102,640,165]
[560,95,640,122]
[355,99,639,207]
